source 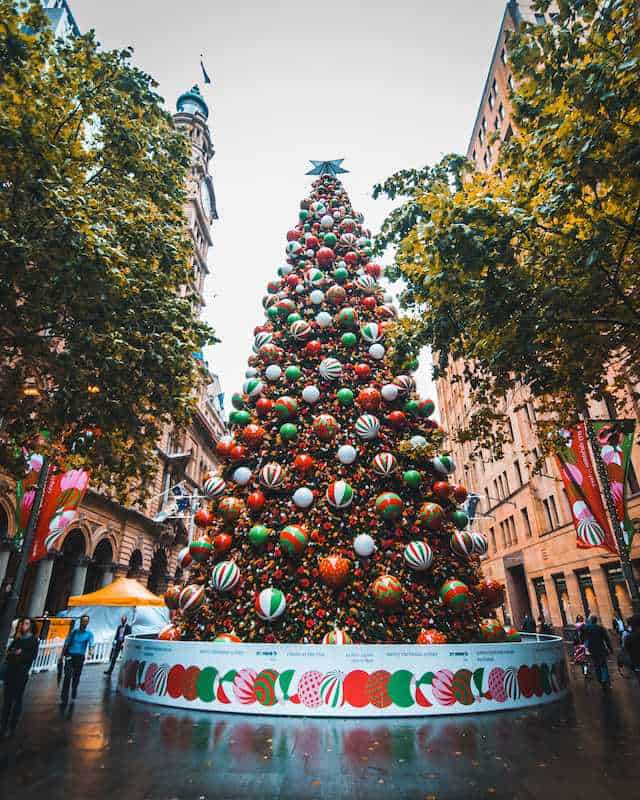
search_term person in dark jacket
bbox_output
[582,614,613,689]
[521,613,535,633]
[623,614,640,686]
[104,615,132,676]
[0,617,39,737]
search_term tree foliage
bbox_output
[0,2,214,496]
[374,0,640,455]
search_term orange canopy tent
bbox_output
[67,577,163,607]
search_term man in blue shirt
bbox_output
[60,615,94,708]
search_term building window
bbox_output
[523,403,531,423]
[483,152,490,169]
[482,117,487,133]
[507,75,514,92]
[503,471,510,496]
[543,496,560,530]
[500,47,507,65]
[472,148,476,162]
[498,102,505,121]
[531,576,548,621]
[603,564,632,620]
[575,568,599,618]
[500,521,507,548]
[515,459,523,487]
[492,78,498,97]
[484,487,491,509]
[552,574,569,626]
[508,515,517,544]
[479,129,484,145]
[490,527,497,551]
[521,507,532,537]
[507,416,515,442]
[494,116,500,131]
[488,93,494,110]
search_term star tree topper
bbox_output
[306,159,349,176]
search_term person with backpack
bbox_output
[60,615,94,709]
[582,614,613,689]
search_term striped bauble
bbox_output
[355,414,380,440]
[203,473,226,498]
[375,492,404,521]
[319,357,343,381]
[355,275,377,294]
[274,395,298,420]
[322,629,352,645]
[279,524,308,556]
[178,584,205,616]
[403,540,433,571]
[470,532,488,556]
[290,320,312,340]
[252,332,273,353]
[372,452,398,476]
[255,587,286,621]
[360,322,382,343]
[450,531,474,559]
[242,378,264,399]
[320,669,345,707]
[210,561,240,592]
[326,480,354,509]
[260,462,285,488]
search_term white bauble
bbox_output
[232,467,252,485]
[295,284,305,294]
[280,263,293,275]
[265,364,282,381]
[302,385,321,404]
[410,435,428,448]
[305,248,315,258]
[383,292,393,303]
[353,533,376,558]
[337,444,357,465]
[316,311,332,328]
[320,214,334,229]
[293,487,314,508]
[245,368,258,378]
[369,343,385,360]
[381,383,399,402]
[310,289,325,305]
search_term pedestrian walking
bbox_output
[582,614,613,689]
[60,614,94,709]
[521,613,535,634]
[0,618,39,737]
[104,615,131,676]
[623,614,640,687]
[612,612,625,646]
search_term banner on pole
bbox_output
[591,420,636,551]
[554,423,617,554]
[14,453,45,549]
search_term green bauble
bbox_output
[299,209,309,221]
[336,388,354,406]
[267,306,278,320]
[341,332,357,348]
[323,233,337,247]
[334,266,349,284]
[287,312,302,324]
[361,246,373,257]
[229,410,251,426]
[231,392,245,410]
[451,510,469,530]
[280,423,298,440]
[402,469,422,489]
[404,399,419,416]
[249,525,270,546]
[407,358,419,370]
[285,365,302,381]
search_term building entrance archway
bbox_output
[45,530,86,613]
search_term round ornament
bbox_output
[260,462,285,489]
[403,540,433,571]
[274,395,298,420]
[285,365,302,381]
[279,524,308,556]
[418,398,436,418]
[360,322,382,343]
[432,481,452,500]
[355,275,377,295]
[393,375,415,397]
[337,444,357,465]
[369,343,385,360]
[253,332,273,353]
[326,285,346,305]
[319,357,342,381]
[319,554,351,589]
[255,588,286,621]
[417,628,448,645]
[418,502,444,530]
[247,490,266,512]
[450,531,474,559]
[293,454,314,473]
[375,492,403,521]
[194,508,214,528]
[372,452,397,476]
[279,422,298,441]
[322,628,352,645]
[336,388,354,406]
[177,546,192,570]
[218,497,244,524]
[164,585,180,610]
[290,320,312,341]
[242,378,264,399]
[402,469,422,489]
[504,625,521,642]
[470,532,489,556]
[372,575,402,608]
[179,584,205,616]
[302,385,321,404]
[310,289,324,305]
[439,579,471,611]
[381,383,399,402]
[249,524,270,546]
[317,246,335,266]
[326,480,355,509]
[479,618,506,643]
[450,510,469,530]
[232,466,252,485]
[189,539,212,563]
[341,332,357,348]
[336,307,357,329]
[203,473,226,498]
[410,435,428,449]
[215,632,241,644]
[316,311,332,328]
[432,455,456,475]
[242,425,265,448]
[313,414,339,441]
[292,487,314,508]
[213,533,232,554]
[353,533,376,557]
[357,387,381,410]
[210,561,240,592]
[264,364,282,382]
[355,414,380,440]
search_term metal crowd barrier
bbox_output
[30,639,113,673]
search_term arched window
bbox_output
[147,548,168,594]
[127,549,143,578]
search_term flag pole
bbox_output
[0,458,51,659]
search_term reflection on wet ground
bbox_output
[1,657,639,799]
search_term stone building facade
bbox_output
[437,1,640,632]
[0,85,225,614]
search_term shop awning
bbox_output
[67,577,164,607]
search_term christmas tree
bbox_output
[164,165,506,646]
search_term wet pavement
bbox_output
[0,653,638,800]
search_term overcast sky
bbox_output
[74,0,507,411]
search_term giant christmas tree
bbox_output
[165,164,506,646]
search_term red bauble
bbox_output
[194,508,214,528]
[255,398,273,417]
[344,251,358,265]
[247,490,266,512]
[357,387,381,411]
[364,262,382,278]
[286,229,301,241]
[355,363,372,381]
[213,533,233,554]
[316,246,335,266]
[305,340,322,357]
[230,444,248,462]
[432,481,452,501]
[158,624,181,641]
[453,484,468,503]
[216,436,235,458]
[319,555,352,589]
[164,585,181,610]
[361,296,377,311]
[417,628,448,645]
[242,424,265,447]
[306,235,320,249]
[286,275,300,288]
[294,454,314,473]
[387,411,407,429]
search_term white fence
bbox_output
[30,639,113,673]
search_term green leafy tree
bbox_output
[0,2,214,496]
[374,0,640,455]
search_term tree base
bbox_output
[118,635,569,717]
